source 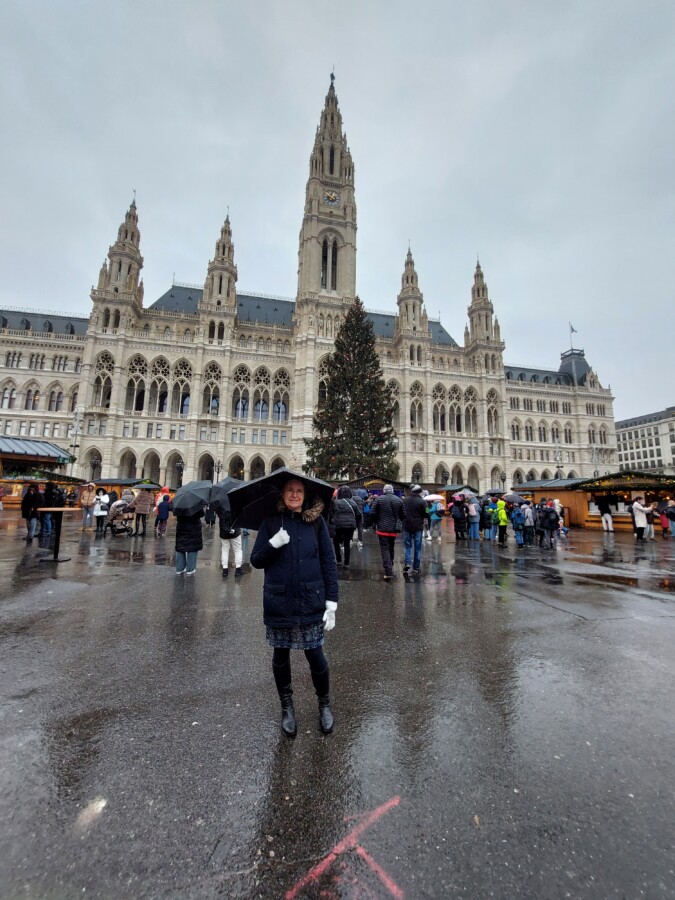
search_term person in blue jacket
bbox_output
[250,477,339,737]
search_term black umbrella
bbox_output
[171,479,213,517]
[132,482,161,491]
[503,492,525,504]
[209,476,243,513]
[227,468,335,530]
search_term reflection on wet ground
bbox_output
[0,512,674,897]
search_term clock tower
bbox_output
[296,74,356,307]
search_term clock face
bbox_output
[323,190,340,207]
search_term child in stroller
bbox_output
[104,498,135,536]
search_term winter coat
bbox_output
[430,500,445,522]
[402,494,428,532]
[129,490,154,516]
[218,507,241,539]
[80,487,97,509]
[371,493,404,535]
[155,496,171,522]
[511,506,525,530]
[173,509,204,552]
[467,501,480,523]
[329,492,360,530]
[250,498,338,628]
[496,500,509,526]
[43,484,60,508]
[93,493,110,516]
[523,505,535,528]
[21,490,43,519]
[542,505,560,531]
[482,503,495,528]
[632,501,650,529]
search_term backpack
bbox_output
[434,501,445,517]
[544,507,559,527]
[451,503,464,520]
[511,508,525,529]
[468,502,477,517]
[490,507,500,525]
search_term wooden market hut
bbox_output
[513,470,675,530]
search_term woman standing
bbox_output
[93,488,110,535]
[250,477,338,736]
[632,497,651,543]
[129,488,154,536]
[329,486,360,569]
[173,508,204,575]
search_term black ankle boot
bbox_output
[311,665,334,734]
[272,661,297,737]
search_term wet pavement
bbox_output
[1,512,674,899]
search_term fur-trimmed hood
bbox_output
[276,495,325,522]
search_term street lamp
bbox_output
[90,454,101,481]
[214,459,223,483]
[500,472,507,492]
[175,459,184,488]
[67,408,84,477]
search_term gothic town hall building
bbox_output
[0,78,616,490]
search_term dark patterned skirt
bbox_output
[266,622,324,649]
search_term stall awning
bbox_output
[573,470,675,492]
[0,437,72,462]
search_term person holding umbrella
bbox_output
[171,480,212,576]
[246,473,339,737]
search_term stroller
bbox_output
[104,499,135,536]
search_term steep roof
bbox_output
[149,287,458,344]
[0,308,88,336]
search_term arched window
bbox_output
[103,308,110,328]
[329,144,335,174]
[538,423,547,442]
[112,310,121,329]
[599,427,607,445]
[24,389,34,410]
[465,404,477,435]
[70,390,78,412]
[321,239,328,289]
[331,241,338,290]
[232,364,251,420]
[202,361,222,415]
[410,400,423,430]
[239,334,246,348]
[511,422,521,441]
[524,423,534,441]
[564,424,573,444]
[588,425,597,444]
[208,321,216,340]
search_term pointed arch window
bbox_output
[331,241,338,290]
[329,145,335,175]
[217,322,225,341]
[321,239,328,289]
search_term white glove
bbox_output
[323,600,337,631]
[269,527,290,549]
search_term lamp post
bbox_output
[500,471,507,492]
[67,407,84,477]
[214,459,223,483]
[175,459,184,489]
[554,437,564,480]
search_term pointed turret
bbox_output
[91,199,144,314]
[467,258,495,343]
[395,247,429,342]
[202,213,237,308]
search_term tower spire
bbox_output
[95,199,144,300]
[203,213,237,308]
[296,78,357,303]
[396,246,429,338]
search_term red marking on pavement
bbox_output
[285,796,402,899]
[356,845,404,898]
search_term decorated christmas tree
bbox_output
[304,297,399,481]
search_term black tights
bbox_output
[273,646,327,673]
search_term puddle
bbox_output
[575,572,639,588]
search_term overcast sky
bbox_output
[1,0,673,419]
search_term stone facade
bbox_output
[0,77,616,490]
